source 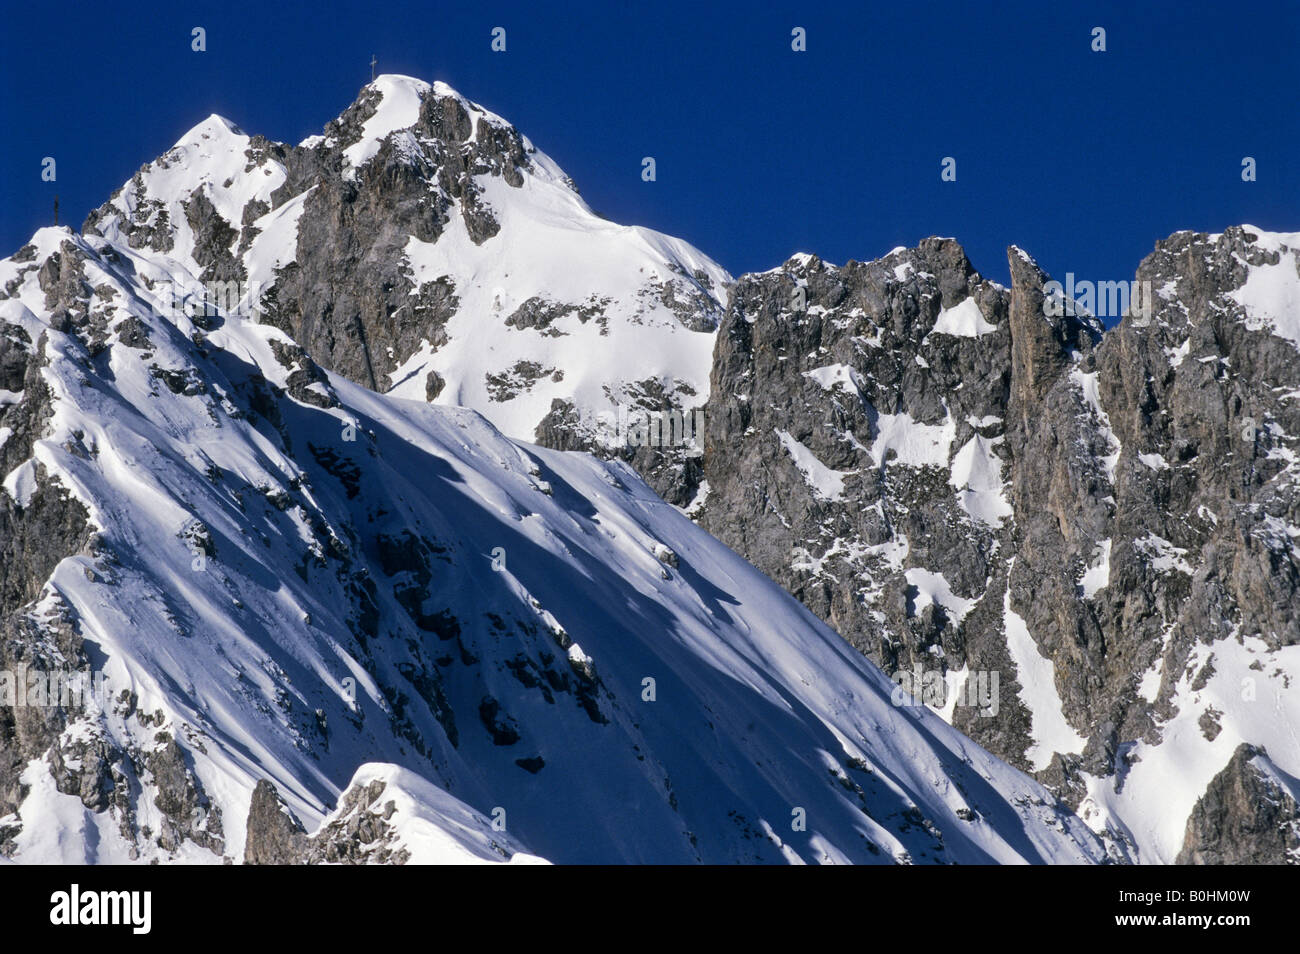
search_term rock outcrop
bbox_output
[692,227,1300,862]
[1177,745,1300,864]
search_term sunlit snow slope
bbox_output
[0,221,1108,864]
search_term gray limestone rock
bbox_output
[1177,745,1300,864]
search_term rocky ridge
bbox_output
[2,74,1297,864]
[694,227,1300,863]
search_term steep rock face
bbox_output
[1176,744,1300,865]
[243,779,308,864]
[999,249,1116,775]
[1060,227,1300,861]
[699,242,1063,781]
[700,242,1013,674]
[697,228,1300,863]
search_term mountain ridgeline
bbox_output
[1,74,1297,864]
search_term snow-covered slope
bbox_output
[0,224,1107,864]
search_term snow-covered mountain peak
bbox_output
[318,72,570,191]
[175,113,247,146]
[336,74,435,171]
[74,74,731,484]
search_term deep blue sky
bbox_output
[2,1,1296,291]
